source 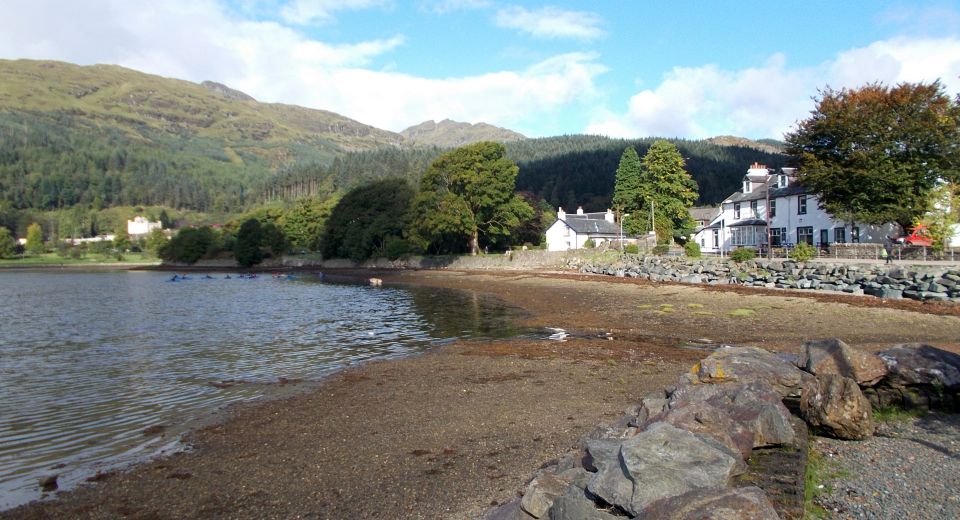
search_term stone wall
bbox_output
[571,256,960,303]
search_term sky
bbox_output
[1,0,959,140]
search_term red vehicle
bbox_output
[899,224,934,247]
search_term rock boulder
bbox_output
[801,374,875,440]
[641,486,782,520]
[800,339,887,386]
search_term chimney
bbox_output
[557,207,566,220]
[576,206,584,215]
[605,209,615,223]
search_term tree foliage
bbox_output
[25,222,44,254]
[786,81,960,230]
[620,141,699,243]
[321,178,416,262]
[0,226,15,258]
[234,219,264,267]
[159,226,216,264]
[279,197,338,252]
[612,146,644,220]
[412,142,533,255]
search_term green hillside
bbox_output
[0,59,403,216]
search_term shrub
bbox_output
[624,244,639,254]
[383,236,415,260]
[583,238,596,249]
[652,244,670,256]
[684,241,702,258]
[730,247,756,262]
[791,242,816,262]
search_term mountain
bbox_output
[0,59,404,161]
[400,119,526,147]
[705,135,786,154]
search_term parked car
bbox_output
[898,224,933,247]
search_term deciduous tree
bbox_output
[25,222,44,254]
[786,81,960,231]
[412,142,532,255]
[321,178,416,262]
[636,141,699,242]
[234,218,263,267]
[0,226,15,258]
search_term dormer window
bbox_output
[743,180,752,193]
[778,174,788,188]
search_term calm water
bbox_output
[0,270,525,510]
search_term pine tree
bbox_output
[640,141,699,243]
[612,147,644,224]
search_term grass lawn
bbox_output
[0,252,160,267]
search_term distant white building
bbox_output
[694,163,898,254]
[127,216,162,236]
[545,207,626,251]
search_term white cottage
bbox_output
[545,207,625,251]
[695,163,897,254]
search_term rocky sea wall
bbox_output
[571,256,960,303]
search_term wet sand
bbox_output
[4,270,959,519]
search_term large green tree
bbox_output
[321,178,416,262]
[234,218,264,267]
[25,222,44,254]
[0,226,16,258]
[412,142,533,255]
[623,141,699,242]
[612,146,644,228]
[281,197,338,252]
[786,81,960,230]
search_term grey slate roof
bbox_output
[562,217,621,235]
[690,206,720,222]
[728,219,767,227]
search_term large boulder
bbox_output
[800,374,875,440]
[681,346,807,397]
[548,494,621,520]
[587,422,744,516]
[655,401,755,459]
[641,486,782,520]
[867,343,960,411]
[670,381,796,448]
[800,339,887,386]
[878,344,960,389]
[521,471,574,518]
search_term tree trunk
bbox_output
[470,229,479,256]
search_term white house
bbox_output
[695,163,898,254]
[545,207,625,251]
[127,216,162,236]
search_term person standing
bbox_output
[883,236,895,264]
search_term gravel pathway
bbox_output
[813,413,960,520]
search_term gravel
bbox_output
[813,413,960,520]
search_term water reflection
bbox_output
[0,271,525,510]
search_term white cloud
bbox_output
[279,0,390,25]
[422,0,491,15]
[495,6,604,40]
[587,37,960,140]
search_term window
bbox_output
[797,226,813,245]
[834,227,846,243]
[712,229,719,248]
[700,237,705,247]
[770,227,783,246]
[778,174,788,188]
[820,229,829,246]
[769,198,777,218]
[731,227,758,246]
[851,227,860,243]
[798,195,807,215]
[750,200,758,217]
[743,180,752,193]
[734,203,741,219]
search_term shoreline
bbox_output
[3,270,960,518]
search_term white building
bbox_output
[695,163,897,254]
[127,216,162,236]
[545,207,625,251]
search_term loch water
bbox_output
[0,270,525,510]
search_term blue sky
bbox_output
[1,1,959,139]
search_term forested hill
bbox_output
[510,136,787,210]
[0,59,784,217]
[257,135,786,210]
[0,59,403,212]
